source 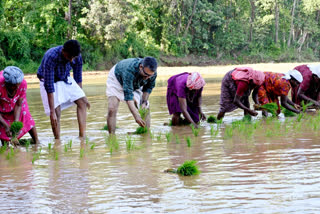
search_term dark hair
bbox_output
[142,57,157,72]
[63,40,81,57]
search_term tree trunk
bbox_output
[248,0,256,42]
[183,0,198,37]
[298,31,307,53]
[67,0,72,38]
[287,0,297,47]
[274,0,279,43]
[176,0,184,36]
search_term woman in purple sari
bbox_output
[167,72,206,128]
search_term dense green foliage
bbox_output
[1,0,320,73]
[10,121,23,137]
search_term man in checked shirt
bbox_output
[37,40,90,141]
[106,57,157,134]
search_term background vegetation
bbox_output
[1,0,320,73]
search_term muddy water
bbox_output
[1,78,320,214]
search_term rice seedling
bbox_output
[260,103,278,117]
[86,136,89,145]
[54,151,59,160]
[185,136,192,147]
[242,114,252,123]
[64,144,68,152]
[106,135,119,154]
[31,147,42,164]
[10,121,23,138]
[177,160,201,176]
[0,143,7,154]
[191,124,199,137]
[149,130,155,140]
[224,126,233,139]
[48,143,52,151]
[90,143,96,150]
[210,125,219,137]
[175,135,180,144]
[68,139,72,149]
[125,136,135,151]
[139,108,149,120]
[157,132,162,141]
[103,124,108,131]
[281,106,296,117]
[301,100,313,113]
[80,148,85,158]
[207,115,217,123]
[296,113,303,122]
[165,132,172,143]
[6,147,14,160]
[134,127,148,134]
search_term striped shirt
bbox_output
[37,46,82,93]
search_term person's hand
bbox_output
[249,110,258,116]
[141,101,148,109]
[10,138,20,148]
[83,97,91,110]
[192,123,199,129]
[199,112,206,121]
[4,124,12,138]
[134,114,146,127]
[253,104,261,110]
[314,101,320,108]
[293,104,301,110]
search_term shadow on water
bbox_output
[1,77,320,213]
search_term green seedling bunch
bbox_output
[125,136,135,151]
[90,143,96,150]
[224,126,233,139]
[55,151,59,160]
[10,121,23,138]
[260,103,278,117]
[210,125,219,137]
[0,143,7,154]
[6,147,15,160]
[68,140,72,149]
[165,132,172,143]
[185,136,192,147]
[207,115,217,123]
[139,108,149,120]
[134,127,148,134]
[177,160,201,176]
[64,144,68,152]
[106,135,119,154]
[157,132,162,141]
[191,124,199,137]
[48,143,52,151]
[301,100,313,113]
[32,148,42,164]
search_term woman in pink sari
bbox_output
[0,66,39,146]
[217,67,265,120]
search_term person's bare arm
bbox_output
[298,88,320,107]
[13,98,23,122]
[48,93,59,136]
[234,94,258,116]
[126,100,145,127]
[178,97,197,127]
[281,95,300,114]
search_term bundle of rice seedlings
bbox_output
[260,103,278,117]
[134,126,148,134]
[177,160,201,176]
[281,106,296,117]
[207,115,217,123]
[10,121,23,138]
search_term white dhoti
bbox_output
[106,65,148,108]
[40,76,86,116]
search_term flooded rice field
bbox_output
[1,76,320,213]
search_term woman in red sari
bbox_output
[256,70,302,116]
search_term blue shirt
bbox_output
[114,58,157,101]
[37,46,83,93]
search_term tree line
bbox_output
[1,0,320,73]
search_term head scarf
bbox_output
[3,66,24,84]
[283,69,303,83]
[186,72,206,90]
[232,67,265,86]
[307,64,320,78]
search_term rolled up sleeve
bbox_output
[72,54,83,83]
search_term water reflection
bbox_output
[0,78,319,213]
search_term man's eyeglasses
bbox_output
[140,66,154,77]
